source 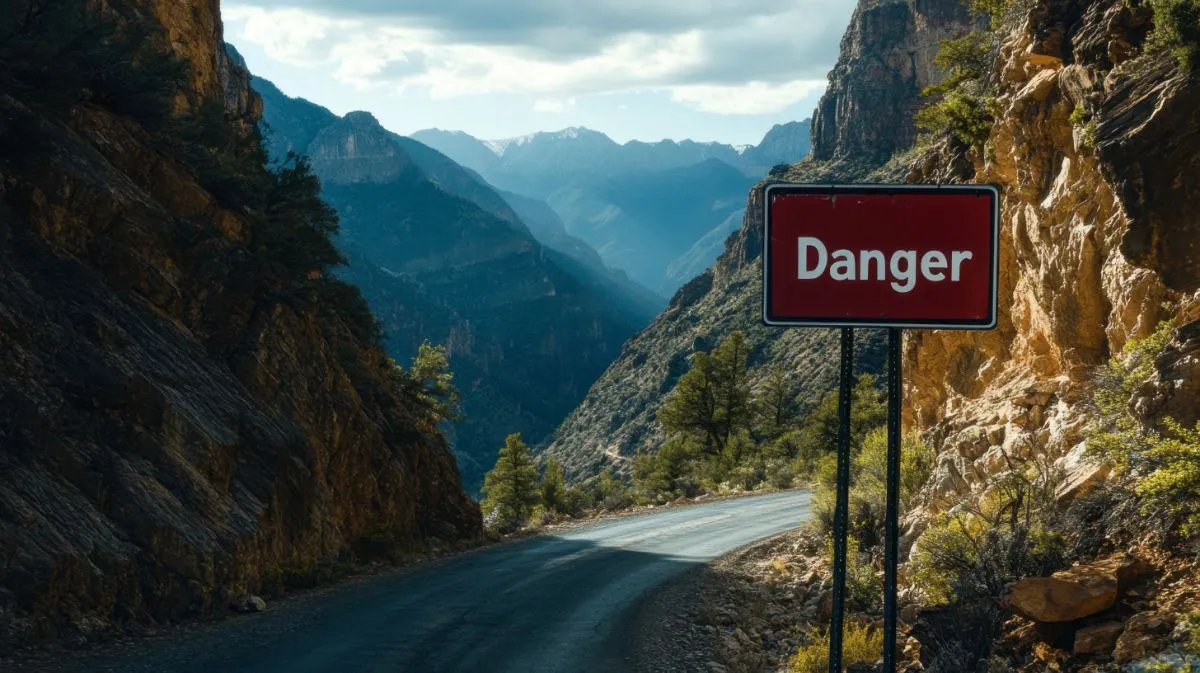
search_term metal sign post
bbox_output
[762,183,999,673]
[828,327,854,673]
[883,327,903,671]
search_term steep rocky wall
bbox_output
[811,0,973,162]
[0,0,479,652]
[903,0,1200,521]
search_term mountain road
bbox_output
[36,490,812,673]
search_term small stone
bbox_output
[1114,612,1176,663]
[232,594,267,613]
[1073,621,1124,656]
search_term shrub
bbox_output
[1070,103,1098,150]
[916,89,998,148]
[1146,0,1200,69]
[1087,320,1200,535]
[788,622,883,673]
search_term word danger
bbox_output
[797,237,974,294]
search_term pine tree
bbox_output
[409,340,462,422]
[481,433,540,530]
[710,331,753,455]
[756,363,798,440]
[658,351,721,454]
[540,457,567,514]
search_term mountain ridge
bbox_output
[253,73,657,491]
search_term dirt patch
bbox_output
[631,528,833,673]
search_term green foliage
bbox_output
[915,89,998,148]
[593,468,634,511]
[313,279,383,347]
[787,621,883,673]
[928,32,994,95]
[910,455,1067,604]
[1087,320,1200,534]
[789,374,887,477]
[1070,104,1099,150]
[632,436,702,503]
[1134,417,1200,534]
[1146,0,1200,69]
[757,364,800,440]
[540,457,568,515]
[480,433,541,532]
[404,340,462,423]
[0,0,187,127]
[769,163,792,177]
[968,0,1013,28]
[659,331,753,456]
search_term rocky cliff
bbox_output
[902,0,1200,525]
[811,0,973,162]
[0,0,478,652]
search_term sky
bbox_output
[223,0,858,146]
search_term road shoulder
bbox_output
[627,528,827,673]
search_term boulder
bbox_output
[232,594,267,613]
[1113,612,1175,663]
[1073,621,1124,656]
[1005,573,1116,623]
[1005,555,1145,623]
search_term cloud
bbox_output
[225,0,855,113]
[533,98,577,113]
[670,80,828,114]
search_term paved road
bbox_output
[50,491,811,673]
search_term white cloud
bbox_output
[533,98,577,113]
[224,1,852,114]
[669,80,828,114]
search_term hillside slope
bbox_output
[254,81,654,491]
[0,0,478,652]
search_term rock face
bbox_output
[254,78,656,492]
[903,0,1200,524]
[0,0,479,653]
[811,0,972,162]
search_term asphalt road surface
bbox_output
[47,490,812,673]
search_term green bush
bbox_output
[1070,103,1098,150]
[1088,320,1200,535]
[915,89,998,148]
[788,621,882,673]
[1147,0,1200,69]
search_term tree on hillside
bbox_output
[658,351,721,454]
[409,340,462,423]
[540,457,568,515]
[659,331,754,460]
[756,363,799,440]
[633,436,701,502]
[791,374,887,473]
[481,433,540,531]
[710,331,753,458]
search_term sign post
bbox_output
[762,184,999,673]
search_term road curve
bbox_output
[47,491,811,673]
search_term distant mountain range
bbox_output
[252,73,659,491]
[411,121,812,295]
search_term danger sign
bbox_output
[762,184,999,329]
